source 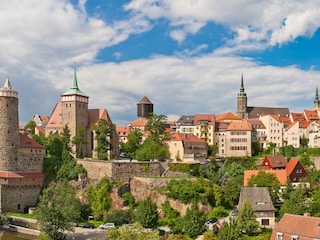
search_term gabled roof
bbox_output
[130,119,149,127]
[271,214,320,239]
[116,126,131,136]
[88,108,112,125]
[19,134,45,149]
[243,169,287,186]
[226,121,252,131]
[238,187,276,212]
[45,102,62,129]
[246,119,266,129]
[247,106,290,118]
[304,109,320,122]
[264,155,287,169]
[167,133,206,143]
[215,112,240,122]
[285,158,308,177]
[176,115,195,125]
[194,114,215,125]
[291,112,306,122]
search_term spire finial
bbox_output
[71,64,79,90]
[240,74,245,93]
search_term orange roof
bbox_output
[167,133,206,143]
[291,112,306,122]
[243,169,287,186]
[46,102,62,129]
[0,171,44,178]
[116,126,131,136]
[246,119,265,129]
[130,119,149,127]
[194,114,215,125]
[304,109,320,121]
[271,214,320,239]
[19,134,45,149]
[216,112,240,122]
[285,158,300,176]
[226,121,252,131]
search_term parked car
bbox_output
[99,222,115,229]
[79,222,94,229]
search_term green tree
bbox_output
[247,171,281,202]
[183,201,207,239]
[135,136,168,161]
[106,222,159,240]
[91,119,115,160]
[60,125,72,152]
[56,152,87,182]
[120,128,143,159]
[145,113,168,144]
[35,182,82,240]
[279,187,309,217]
[236,199,260,235]
[206,159,220,184]
[24,120,36,135]
[86,178,113,220]
[134,198,158,228]
[72,126,88,158]
[103,209,133,226]
[218,217,242,240]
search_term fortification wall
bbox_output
[17,148,45,172]
[77,160,164,183]
[0,185,41,213]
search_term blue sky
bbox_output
[1,0,320,126]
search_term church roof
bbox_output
[62,68,87,97]
[19,134,45,149]
[247,106,290,118]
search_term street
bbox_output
[66,227,106,240]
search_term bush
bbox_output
[207,206,229,219]
[103,209,133,226]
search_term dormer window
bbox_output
[276,232,283,240]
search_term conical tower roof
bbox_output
[138,96,153,104]
[62,68,87,97]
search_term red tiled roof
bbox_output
[167,133,206,143]
[19,134,45,149]
[194,114,215,125]
[243,169,287,186]
[216,112,240,122]
[130,119,149,127]
[263,155,287,169]
[0,171,44,178]
[226,121,252,131]
[116,126,131,136]
[271,214,320,239]
[45,102,62,128]
[285,158,300,176]
[304,109,320,121]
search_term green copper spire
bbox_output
[62,67,87,96]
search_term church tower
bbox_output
[314,87,320,111]
[0,78,19,171]
[237,74,248,119]
[137,96,153,119]
[61,68,89,153]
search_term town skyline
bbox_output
[1,1,320,126]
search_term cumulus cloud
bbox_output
[125,0,320,47]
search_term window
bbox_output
[291,235,298,240]
[261,219,269,226]
[276,232,283,240]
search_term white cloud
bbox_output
[125,0,320,47]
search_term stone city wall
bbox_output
[77,160,165,183]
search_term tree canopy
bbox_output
[35,182,82,240]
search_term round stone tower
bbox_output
[0,78,19,171]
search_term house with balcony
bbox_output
[194,114,215,146]
[165,133,207,162]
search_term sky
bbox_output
[1,0,320,126]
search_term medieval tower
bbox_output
[0,78,44,213]
[237,75,248,119]
[137,96,153,119]
[61,68,89,155]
